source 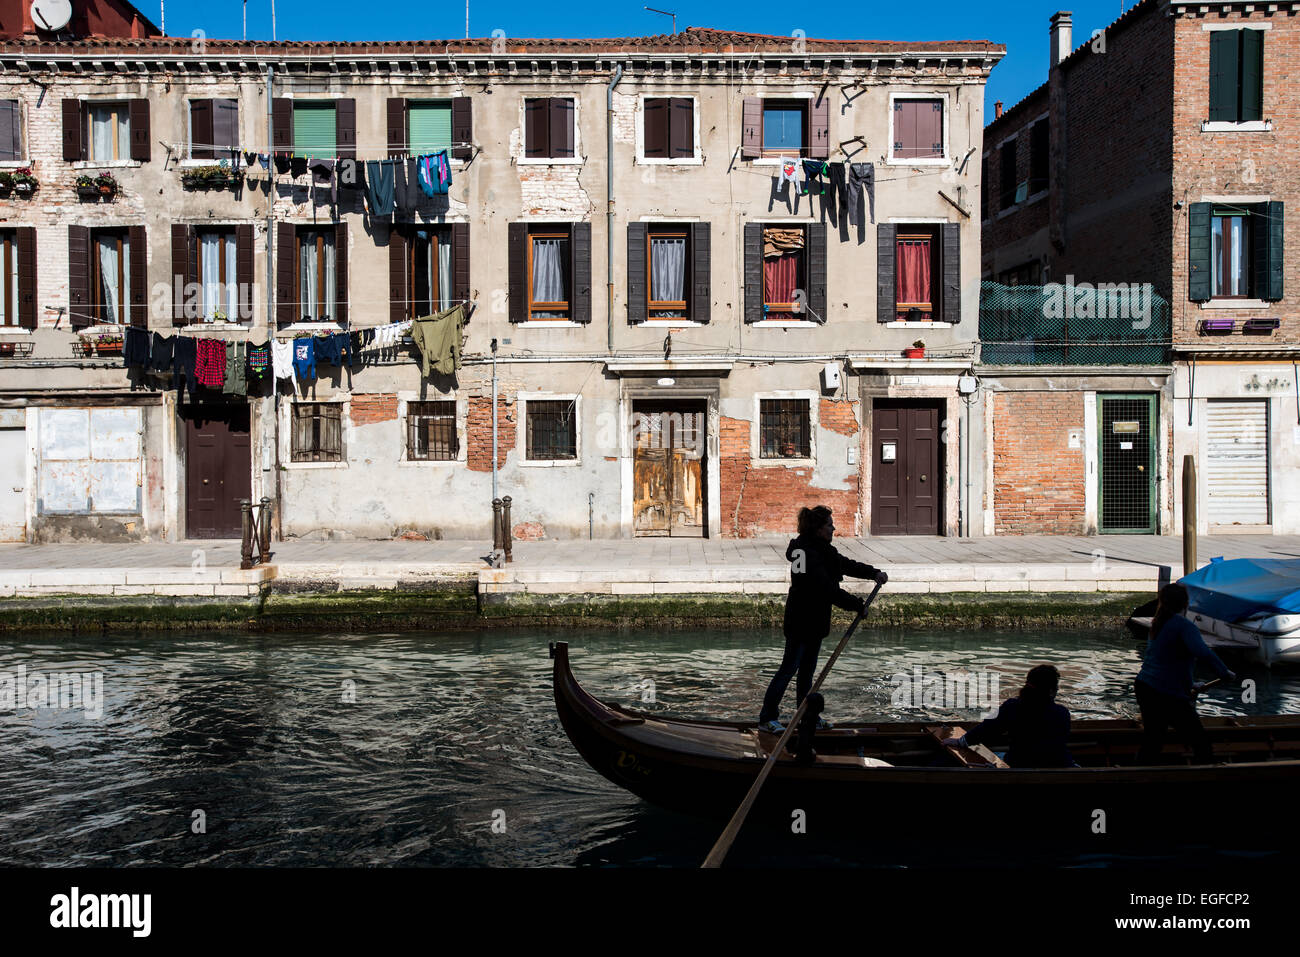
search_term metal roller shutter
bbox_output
[1205,400,1269,527]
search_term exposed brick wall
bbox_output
[818,397,859,436]
[993,392,1085,534]
[349,393,398,425]
[466,395,515,472]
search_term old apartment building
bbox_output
[982,0,1300,536]
[0,8,1003,542]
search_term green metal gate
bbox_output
[1098,394,1157,534]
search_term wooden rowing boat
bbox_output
[551,641,1300,840]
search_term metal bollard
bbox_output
[502,496,513,564]
[492,497,503,554]
[239,500,253,569]
[259,497,273,563]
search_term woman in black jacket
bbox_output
[757,506,887,733]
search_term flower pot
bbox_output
[94,343,123,356]
[76,185,100,198]
[904,347,925,359]
[98,185,114,196]
[14,182,34,196]
[0,342,15,357]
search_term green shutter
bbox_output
[1252,201,1284,301]
[1208,30,1239,123]
[408,100,452,156]
[1188,202,1212,302]
[1240,29,1263,122]
[293,102,337,159]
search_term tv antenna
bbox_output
[644,6,677,34]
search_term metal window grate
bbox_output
[1100,397,1153,532]
[759,399,810,458]
[407,400,458,461]
[526,399,577,460]
[291,402,343,463]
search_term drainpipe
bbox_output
[606,64,623,354]
[267,64,283,541]
[491,338,499,503]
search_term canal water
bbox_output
[1,627,1297,868]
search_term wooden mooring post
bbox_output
[1182,454,1197,577]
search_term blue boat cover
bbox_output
[1180,558,1300,621]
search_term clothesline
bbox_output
[62,298,478,326]
[167,142,476,159]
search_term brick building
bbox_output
[0,17,1003,543]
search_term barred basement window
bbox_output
[407,400,458,461]
[526,399,577,460]
[292,403,343,463]
[760,399,811,459]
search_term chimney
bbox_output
[1050,11,1074,67]
[995,100,1003,119]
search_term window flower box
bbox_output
[904,340,926,359]
[181,165,241,191]
[12,168,39,197]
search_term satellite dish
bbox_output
[30,0,73,33]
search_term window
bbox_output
[406,401,458,461]
[896,226,941,322]
[0,232,18,326]
[0,100,21,161]
[761,226,806,320]
[293,101,337,159]
[526,399,577,460]
[1211,210,1252,298]
[528,227,572,320]
[999,139,1017,211]
[88,102,129,162]
[643,98,694,159]
[291,403,343,463]
[404,227,453,319]
[647,227,689,319]
[189,98,239,159]
[893,99,944,160]
[297,229,337,322]
[762,99,808,155]
[408,100,453,155]
[1209,29,1263,124]
[91,229,131,324]
[760,399,811,459]
[196,229,238,321]
[1029,120,1049,195]
[524,98,575,159]
[997,261,1043,287]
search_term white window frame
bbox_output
[517,94,583,166]
[750,91,817,167]
[518,391,582,467]
[0,98,26,166]
[751,391,818,468]
[886,91,950,167]
[635,94,703,166]
[86,100,131,164]
[280,397,350,470]
[398,393,468,467]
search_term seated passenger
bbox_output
[942,664,1075,768]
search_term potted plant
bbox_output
[0,171,12,197]
[93,333,123,356]
[0,341,15,357]
[904,339,926,359]
[75,174,100,198]
[12,168,38,197]
[95,170,118,197]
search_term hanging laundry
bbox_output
[801,159,828,196]
[195,338,227,389]
[417,150,451,197]
[846,162,876,226]
[173,336,198,399]
[274,152,292,176]
[123,327,150,369]
[244,151,259,169]
[364,160,395,216]
[410,304,464,376]
[290,156,309,179]
[394,158,420,215]
[827,162,846,214]
[150,333,175,374]
[271,339,294,380]
[310,158,337,206]
[222,341,248,396]
[259,153,272,172]
[248,341,271,386]
[292,337,316,380]
[777,160,798,192]
[335,331,354,369]
[315,333,343,367]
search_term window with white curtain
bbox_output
[297,229,336,322]
[1211,212,1251,298]
[0,232,17,327]
[92,230,130,325]
[648,228,689,319]
[528,230,570,320]
[198,230,238,321]
[89,103,129,163]
[406,228,453,319]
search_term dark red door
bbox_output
[185,405,251,538]
[871,401,941,535]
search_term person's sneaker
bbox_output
[758,719,785,734]
[816,718,834,731]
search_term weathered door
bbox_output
[871,402,941,535]
[0,426,26,541]
[1205,399,1270,528]
[633,401,705,537]
[1099,394,1156,534]
[185,405,251,538]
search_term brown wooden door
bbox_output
[633,400,706,537]
[185,405,251,538]
[871,402,941,535]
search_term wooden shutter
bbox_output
[16,227,36,329]
[189,99,213,159]
[68,225,91,327]
[690,222,710,323]
[894,101,916,158]
[809,95,830,159]
[670,98,694,159]
[276,222,296,326]
[335,98,356,159]
[451,222,470,309]
[334,222,348,324]
[1241,29,1263,122]
[525,99,547,157]
[213,97,238,152]
[1209,30,1238,123]
[743,222,762,322]
[235,224,254,322]
[1253,201,1283,302]
[571,222,592,324]
[451,97,473,160]
[128,225,147,327]
[807,223,826,322]
[741,97,762,159]
[272,98,293,150]
[941,223,961,324]
[171,224,195,325]
[1187,202,1212,302]
[627,222,647,323]
[876,223,897,322]
[0,100,20,161]
[129,100,150,161]
[925,101,944,157]
[643,99,668,159]
[551,98,575,158]
[62,98,85,161]
[388,227,407,323]
[387,98,407,157]
[508,222,527,322]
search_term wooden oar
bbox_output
[701,579,885,869]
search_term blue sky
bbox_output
[155,0,1142,118]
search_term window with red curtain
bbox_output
[896,231,937,321]
[762,226,805,320]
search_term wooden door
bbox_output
[0,427,25,541]
[633,401,705,537]
[871,402,941,535]
[185,405,251,538]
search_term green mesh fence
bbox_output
[979,281,1171,365]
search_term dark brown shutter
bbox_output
[68,225,91,327]
[213,97,239,152]
[16,227,36,329]
[627,222,647,323]
[670,98,694,158]
[451,97,473,160]
[127,225,147,327]
[0,100,21,161]
[743,222,762,322]
[335,98,356,159]
[926,101,944,157]
[388,226,407,322]
[690,222,710,323]
[62,99,85,161]
[451,222,470,309]
[129,100,150,161]
[807,223,826,322]
[525,99,547,158]
[809,95,830,159]
[894,101,915,158]
[551,98,575,159]
[741,97,761,160]
[334,222,348,324]
[941,223,961,324]
[272,98,293,151]
[171,224,193,325]
[508,222,527,322]
[643,98,668,159]
[276,222,296,326]
[571,222,592,324]
[387,98,407,157]
[235,224,254,322]
[189,99,214,159]
[876,223,897,323]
